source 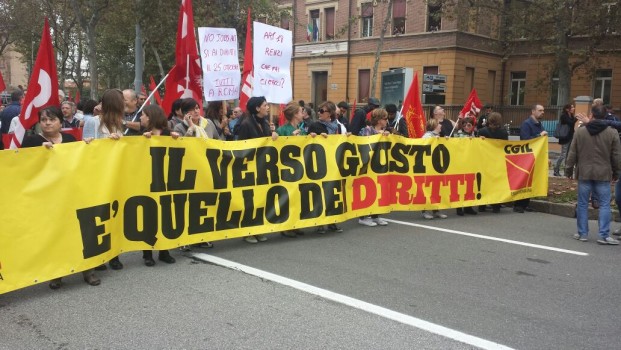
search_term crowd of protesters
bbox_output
[3,88,613,291]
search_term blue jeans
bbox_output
[577,180,611,239]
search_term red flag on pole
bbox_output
[149,75,162,105]
[458,88,482,125]
[74,89,80,104]
[161,0,203,115]
[0,70,5,107]
[239,8,253,112]
[401,72,425,138]
[10,18,59,149]
[278,104,286,127]
[349,99,356,123]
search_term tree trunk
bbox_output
[370,0,393,98]
[134,23,144,93]
[150,46,165,78]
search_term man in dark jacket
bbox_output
[0,90,24,135]
[514,104,548,213]
[350,97,380,136]
[386,103,408,137]
[566,105,621,245]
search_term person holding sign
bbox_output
[22,106,101,289]
[307,101,347,234]
[357,108,390,227]
[237,96,278,243]
[139,105,181,266]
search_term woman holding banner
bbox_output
[453,116,478,216]
[84,89,126,271]
[139,105,181,266]
[357,108,390,227]
[478,112,508,213]
[308,101,347,233]
[22,106,101,289]
[237,96,278,243]
[277,101,310,238]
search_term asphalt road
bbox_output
[2,208,620,350]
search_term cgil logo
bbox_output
[505,152,536,192]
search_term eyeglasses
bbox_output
[319,108,329,114]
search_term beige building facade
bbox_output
[278,0,620,115]
[0,47,28,91]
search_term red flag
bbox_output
[74,89,80,104]
[161,0,203,115]
[278,103,286,127]
[149,75,162,105]
[458,88,482,125]
[239,8,253,112]
[349,99,356,123]
[10,18,59,149]
[401,72,425,138]
[0,70,5,107]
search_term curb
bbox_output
[530,199,619,221]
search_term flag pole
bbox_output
[125,72,170,135]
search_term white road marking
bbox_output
[192,253,515,350]
[383,218,589,256]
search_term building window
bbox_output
[392,0,406,35]
[309,10,320,42]
[550,73,559,106]
[358,69,371,102]
[361,3,373,38]
[325,8,335,40]
[427,1,441,32]
[510,72,526,106]
[423,66,439,75]
[593,69,612,105]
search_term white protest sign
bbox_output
[198,27,240,101]
[252,22,292,104]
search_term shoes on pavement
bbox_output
[317,226,327,234]
[256,235,267,242]
[358,217,378,227]
[478,205,487,212]
[612,228,621,236]
[573,233,588,242]
[158,251,176,264]
[281,230,297,238]
[513,206,524,213]
[591,199,600,209]
[373,218,388,226]
[524,207,535,212]
[492,206,500,213]
[553,171,561,177]
[144,257,156,267]
[244,236,258,244]
[83,274,101,286]
[328,224,344,232]
[180,245,192,252]
[597,237,619,245]
[464,207,478,215]
[194,242,214,248]
[291,229,304,235]
[109,257,123,270]
[434,212,448,219]
[49,278,62,290]
[422,211,434,220]
[456,208,464,216]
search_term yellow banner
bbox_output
[0,135,548,294]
